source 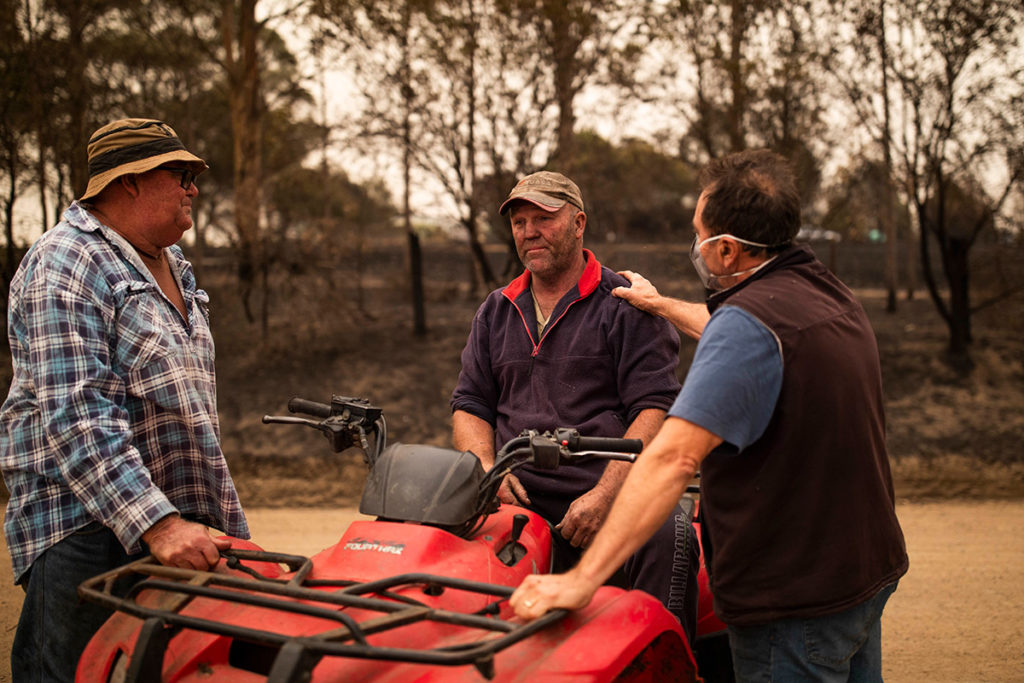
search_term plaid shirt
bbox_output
[1,202,249,582]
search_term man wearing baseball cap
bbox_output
[0,118,249,680]
[451,171,700,643]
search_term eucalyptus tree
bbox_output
[132,0,315,328]
[39,0,139,199]
[1,0,34,284]
[571,131,698,243]
[404,0,568,292]
[829,0,1024,360]
[406,0,499,291]
[314,0,663,306]
[497,0,659,173]
[652,0,829,202]
[654,0,776,161]
[311,0,537,326]
[312,0,443,334]
[2,0,138,238]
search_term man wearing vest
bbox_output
[510,150,909,682]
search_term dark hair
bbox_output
[698,149,800,254]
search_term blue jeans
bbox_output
[727,583,898,683]
[12,522,144,683]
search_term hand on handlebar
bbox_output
[498,474,531,506]
[143,515,232,570]
[555,486,615,548]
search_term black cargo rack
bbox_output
[78,548,566,683]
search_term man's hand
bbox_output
[510,570,599,621]
[142,514,232,570]
[612,270,662,313]
[555,486,615,548]
[498,474,531,506]
[613,270,710,339]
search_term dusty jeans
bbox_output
[12,522,143,683]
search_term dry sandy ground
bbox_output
[1,501,1022,682]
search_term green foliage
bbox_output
[269,166,395,241]
[571,131,698,242]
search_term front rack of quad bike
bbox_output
[78,548,567,683]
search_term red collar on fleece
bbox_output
[503,248,601,301]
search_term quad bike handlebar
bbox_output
[286,396,334,417]
[471,428,642,534]
[265,394,640,467]
[265,395,648,537]
[263,395,387,463]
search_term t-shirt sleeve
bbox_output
[668,305,782,452]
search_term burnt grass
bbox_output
[2,239,1022,507]
[211,239,1024,507]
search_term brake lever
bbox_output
[262,415,320,427]
[570,450,638,462]
[262,414,358,453]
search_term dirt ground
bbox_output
[0,501,1022,682]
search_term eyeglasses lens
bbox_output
[161,167,195,189]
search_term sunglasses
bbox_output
[158,166,198,189]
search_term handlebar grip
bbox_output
[287,397,332,418]
[569,435,644,454]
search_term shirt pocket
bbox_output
[112,282,193,401]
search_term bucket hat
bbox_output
[499,171,584,215]
[80,118,208,201]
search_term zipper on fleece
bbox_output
[510,294,585,359]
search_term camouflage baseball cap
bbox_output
[499,171,584,215]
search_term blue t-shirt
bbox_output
[668,305,783,452]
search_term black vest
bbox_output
[701,245,908,625]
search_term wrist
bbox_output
[570,561,606,593]
[142,512,180,542]
[589,481,618,504]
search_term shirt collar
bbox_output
[503,248,602,301]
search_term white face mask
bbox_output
[689,234,779,291]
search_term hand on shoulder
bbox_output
[612,270,662,314]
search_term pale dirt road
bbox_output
[1,501,1022,682]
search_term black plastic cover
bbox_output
[359,444,484,526]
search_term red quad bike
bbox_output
[77,395,732,682]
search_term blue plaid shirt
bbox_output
[1,202,249,582]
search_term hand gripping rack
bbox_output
[78,548,566,682]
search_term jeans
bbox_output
[727,582,898,683]
[12,522,144,683]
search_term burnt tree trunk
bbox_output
[222,0,264,327]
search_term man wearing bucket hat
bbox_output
[0,118,250,680]
[450,171,701,644]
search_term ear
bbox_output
[718,237,739,267]
[117,174,142,199]
[717,236,732,256]
[574,210,586,238]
